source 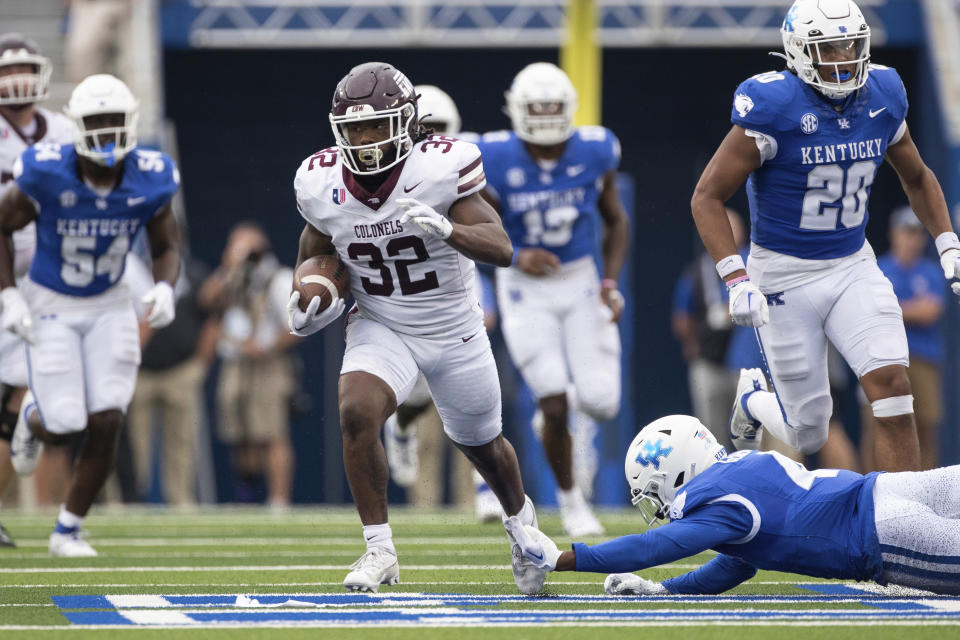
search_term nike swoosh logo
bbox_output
[461,332,478,343]
[530,551,543,561]
[403,181,423,193]
[127,196,147,206]
[869,107,886,118]
[566,165,586,177]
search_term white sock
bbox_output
[745,390,795,447]
[362,523,395,553]
[503,495,535,525]
[56,506,84,532]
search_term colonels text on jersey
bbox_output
[14,142,179,297]
[294,134,487,338]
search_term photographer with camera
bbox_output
[201,222,300,508]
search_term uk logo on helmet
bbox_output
[635,439,674,470]
[332,188,346,205]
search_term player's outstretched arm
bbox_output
[0,184,38,289]
[440,192,513,267]
[690,126,761,277]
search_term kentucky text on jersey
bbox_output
[506,186,587,213]
[800,137,885,165]
[354,220,404,239]
[56,218,141,237]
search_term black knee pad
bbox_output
[0,410,14,442]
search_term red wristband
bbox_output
[601,278,618,289]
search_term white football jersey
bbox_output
[295,135,487,338]
[0,108,75,279]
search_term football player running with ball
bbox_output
[691,0,960,471]
[520,415,960,597]
[0,33,76,548]
[0,74,181,557]
[477,62,630,536]
[290,62,546,595]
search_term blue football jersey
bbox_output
[731,66,908,259]
[670,450,883,581]
[477,127,620,263]
[14,143,179,296]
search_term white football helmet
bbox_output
[0,33,51,106]
[505,62,577,146]
[780,0,871,99]
[65,74,139,167]
[415,85,461,136]
[624,415,727,526]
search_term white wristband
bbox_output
[934,232,960,256]
[716,254,746,279]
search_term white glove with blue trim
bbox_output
[604,573,668,596]
[936,232,960,296]
[396,197,453,240]
[727,278,769,328]
[520,524,561,571]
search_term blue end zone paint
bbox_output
[64,611,138,625]
[51,595,114,609]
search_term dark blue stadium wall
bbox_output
[164,46,923,504]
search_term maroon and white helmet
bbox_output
[0,33,51,106]
[329,62,419,174]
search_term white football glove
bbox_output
[727,278,769,328]
[287,290,345,337]
[396,197,453,240]
[603,573,669,596]
[142,281,176,329]
[521,524,561,571]
[0,287,33,344]
[939,248,960,297]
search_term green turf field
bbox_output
[0,506,957,638]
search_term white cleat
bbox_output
[343,547,400,592]
[49,531,98,558]
[558,488,605,538]
[503,496,546,595]
[474,481,503,523]
[10,390,42,476]
[729,368,768,451]
[384,414,418,488]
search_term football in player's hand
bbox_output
[294,254,350,312]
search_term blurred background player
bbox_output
[382,83,501,521]
[0,33,75,547]
[692,0,959,472]
[290,62,545,594]
[861,206,946,471]
[0,74,181,556]
[477,62,630,536]
[203,222,299,508]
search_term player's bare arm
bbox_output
[145,203,181,286]
[0,184,38,289]
[446,191,513,267]
[597,169,630,320]
[478,187,558,276]
[690,125,762,282]
[295,222,335,270]
[885,125,952,238]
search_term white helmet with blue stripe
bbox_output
[780,0,871,99]
[624,415,726,526]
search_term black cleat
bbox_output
[0,521,15,547]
